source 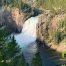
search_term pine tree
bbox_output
[32,52,42,66]
[0,27,8,66]
[0,27,26,66]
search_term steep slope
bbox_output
[37,10,66,52]
[0,6,35,33]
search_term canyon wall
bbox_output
[37,10,66,52]
[0,7,33,33]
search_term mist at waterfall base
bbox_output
[14,16,38,64]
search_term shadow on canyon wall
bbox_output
[0,8,20,33]
[36,39,66,66]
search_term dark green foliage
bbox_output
[0,26,26,66]
[62,64,66,66]
[32,52,42,66]
[54,29,62,44]
[54,19,66,44]
[0,0,23,9]
[26,63,29,66]
[0,26,8,41]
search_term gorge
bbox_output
[0,0,66,66]
[0,6,66,66]
[13,15,63,66]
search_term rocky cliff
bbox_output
[0,6,34,33]
[37,10,66,52]
[0,5,42,33]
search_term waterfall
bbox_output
[14,16,38,47]
[14,16,38,65]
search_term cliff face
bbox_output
[37,10,53,42]
[37,10,66,52]
[0,5,42,33]
[0,7,29,33]
[11,7,26,32]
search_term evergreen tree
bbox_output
[0,27,26,66]
[32,52,42,66]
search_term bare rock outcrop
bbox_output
[37,10,66,52]
[0,6,42,33]
[0,7,27,33]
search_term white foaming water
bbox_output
[14,16,38,64]
[14,16,38,47]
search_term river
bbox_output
[14,16,62,66]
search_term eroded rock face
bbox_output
[37,10,66,44]
[37,12,51,42]
[0,6,42,33]
[11,7,26,32]
[37,10,66,52]
[0,7,27,33]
